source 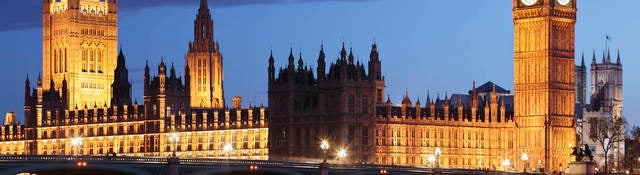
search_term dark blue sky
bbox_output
[0,1,638,126]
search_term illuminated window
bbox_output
[63,48,67,72]
[58,48,63,73]
[254,132,260,148]
[54,49,58,73]
[89,48,95,72]
[97,48,103,73]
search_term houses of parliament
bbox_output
[0,0,585,173]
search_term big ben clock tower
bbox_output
[513,0,576,172]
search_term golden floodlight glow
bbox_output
[337,149,347,159]
[71,137,83,147]
[320,139,329,151]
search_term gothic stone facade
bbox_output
[43,0,119,109]
[1,0,585,172]
[0,0,268,160]
[267,43,519,169]
[268,44,384,163]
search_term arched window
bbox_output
[63,48,67,72]
[82,47,87,72]
[89,47,95,72]
[57,48,62,73]
[53,49,58,73]
[97,48,103,73]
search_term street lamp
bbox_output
[521,152,528,173]
[434,147,442,169]
[337,148,347,164]
[427,155,436,168]
[70,137,83,156]
[223,143,234,159]
[168,132,179,157]
[320,139,330,163]
[502,159,511,172]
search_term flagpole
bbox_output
[605,34,608,52]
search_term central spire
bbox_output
[200,0,208,10]
[192,0,214,53]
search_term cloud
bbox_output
[0,0,373,32]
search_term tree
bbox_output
[623,125,640,171]
[589,117,627,173]
[630,125,640,140]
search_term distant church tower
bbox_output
[576,49,624,169]
[590,50,623,118]
[43,0,118,109]
[186,0,224,109]
[513,0,577,172]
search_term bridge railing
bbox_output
[0,155,512,174]
[179,158,321,169]
[0,155,167,163]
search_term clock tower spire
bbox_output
[513,0,577,173]
[186,0,224,109]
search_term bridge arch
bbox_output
[191,166,306,175]
[0,163,154,175]
[345,171,415,175]
[346,172,381,175]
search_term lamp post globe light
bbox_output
[502,159,511,172]
[521,152,528,173]
[427,155,436,168]
[168,132,179,157]
[70,137,83,156]
[337,148,347,164]
[434,147,442,169]
[320,139,330,163]
[223,143,234,159]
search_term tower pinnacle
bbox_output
[592,49,596,64]
[200,0,208,9]
[617,49,621,64]
[581,52,585,67]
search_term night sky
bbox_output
[0,1,638,127]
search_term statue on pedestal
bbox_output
[582,144,593,162]
[567,144,596,175]
[570,144,594,162]
[571,146,584,162]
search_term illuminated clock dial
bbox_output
[557,0,570,6]
[521,0,538,6]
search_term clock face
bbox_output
[521,0,538,6]
[557,0,570,6]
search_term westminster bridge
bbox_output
[0,155,504,175]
